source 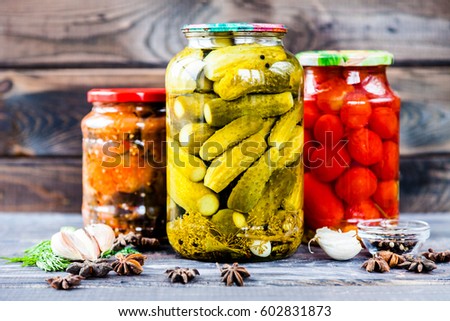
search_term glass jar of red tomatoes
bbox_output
[82,88,166,237]
[296,50,400,232]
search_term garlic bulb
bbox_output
[85,224,115,252]
[51,224,115,261]
[51,231,84,261]
[308,227,362,261]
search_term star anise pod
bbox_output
[66,260,112,278]
[421,248,450,263]
[377,250,406,268]
[112,232,160,251]
[397,255,437,273]
[112,232,141,251]
[217,262,250,286]
[165,267,199,284]
[46,274,84,290]
[111,253,147,276]
[361,255,390,273]
[138,237,160,250]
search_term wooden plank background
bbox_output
[0,0,449,213]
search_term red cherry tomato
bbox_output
[303,129,318,169]
[380,201,399,219]
[368,92,401,113]
[390,94,401,113]
[313,114,344,147]
[372,180,399,209]
[308,67,341,85]
[340,92,372,129]
[369,107,399,139]
[372,141,399,180]
[310,144,350,182]
[303,100,321,129]
[304,173,344,230]
[335,167,378,203]
[348,128,383,166]
[344,199,381,221]
[316,78,354,114]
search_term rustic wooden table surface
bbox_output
[1,213,449,301]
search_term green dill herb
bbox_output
[2,240,71,272]
[101,246,140,258]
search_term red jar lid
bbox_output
[87,88,166,103]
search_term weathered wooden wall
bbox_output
[0,0,449,212]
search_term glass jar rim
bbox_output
[357,219,430,233]
[182,22,287,34]
[296,50,394,67]
[87,88,165,103]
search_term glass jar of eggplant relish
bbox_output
[296,50,400,233]
[165,23,304,261]
[82,88,166,238]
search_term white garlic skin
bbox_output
[51,231,84,261]
[309,227,362,261]
[51,223,114,261]
[85,224,115,252]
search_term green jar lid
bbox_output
[296,50,394,66]
[182,23,287,33]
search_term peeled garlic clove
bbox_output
[250,240,271,257]
[309,227,362,261]
[51,231,84,261]
[85,223,115,253]
[72,228,101,261]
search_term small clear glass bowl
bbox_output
[357,219,430,255]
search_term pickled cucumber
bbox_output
[173,93,217,121]
[277,125,304,167]
[268,100,302,149]
[204,92,294,127]
[168,141,207,182]
[196,70,214,92]
[283,164,304,212]
[166,48,205,94]
[204,130,267,193]
[213,61,299,100]
[210,209,239,236]
[227,147,281,213]
[179,123,216,155]
[167,163,219,216]
[199,115,263,161]
[248,168,296,226]
[203,44,287,81]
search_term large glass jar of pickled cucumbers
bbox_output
[296,50,400,233]
[82,88,166,238]
[166,23,304,261]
